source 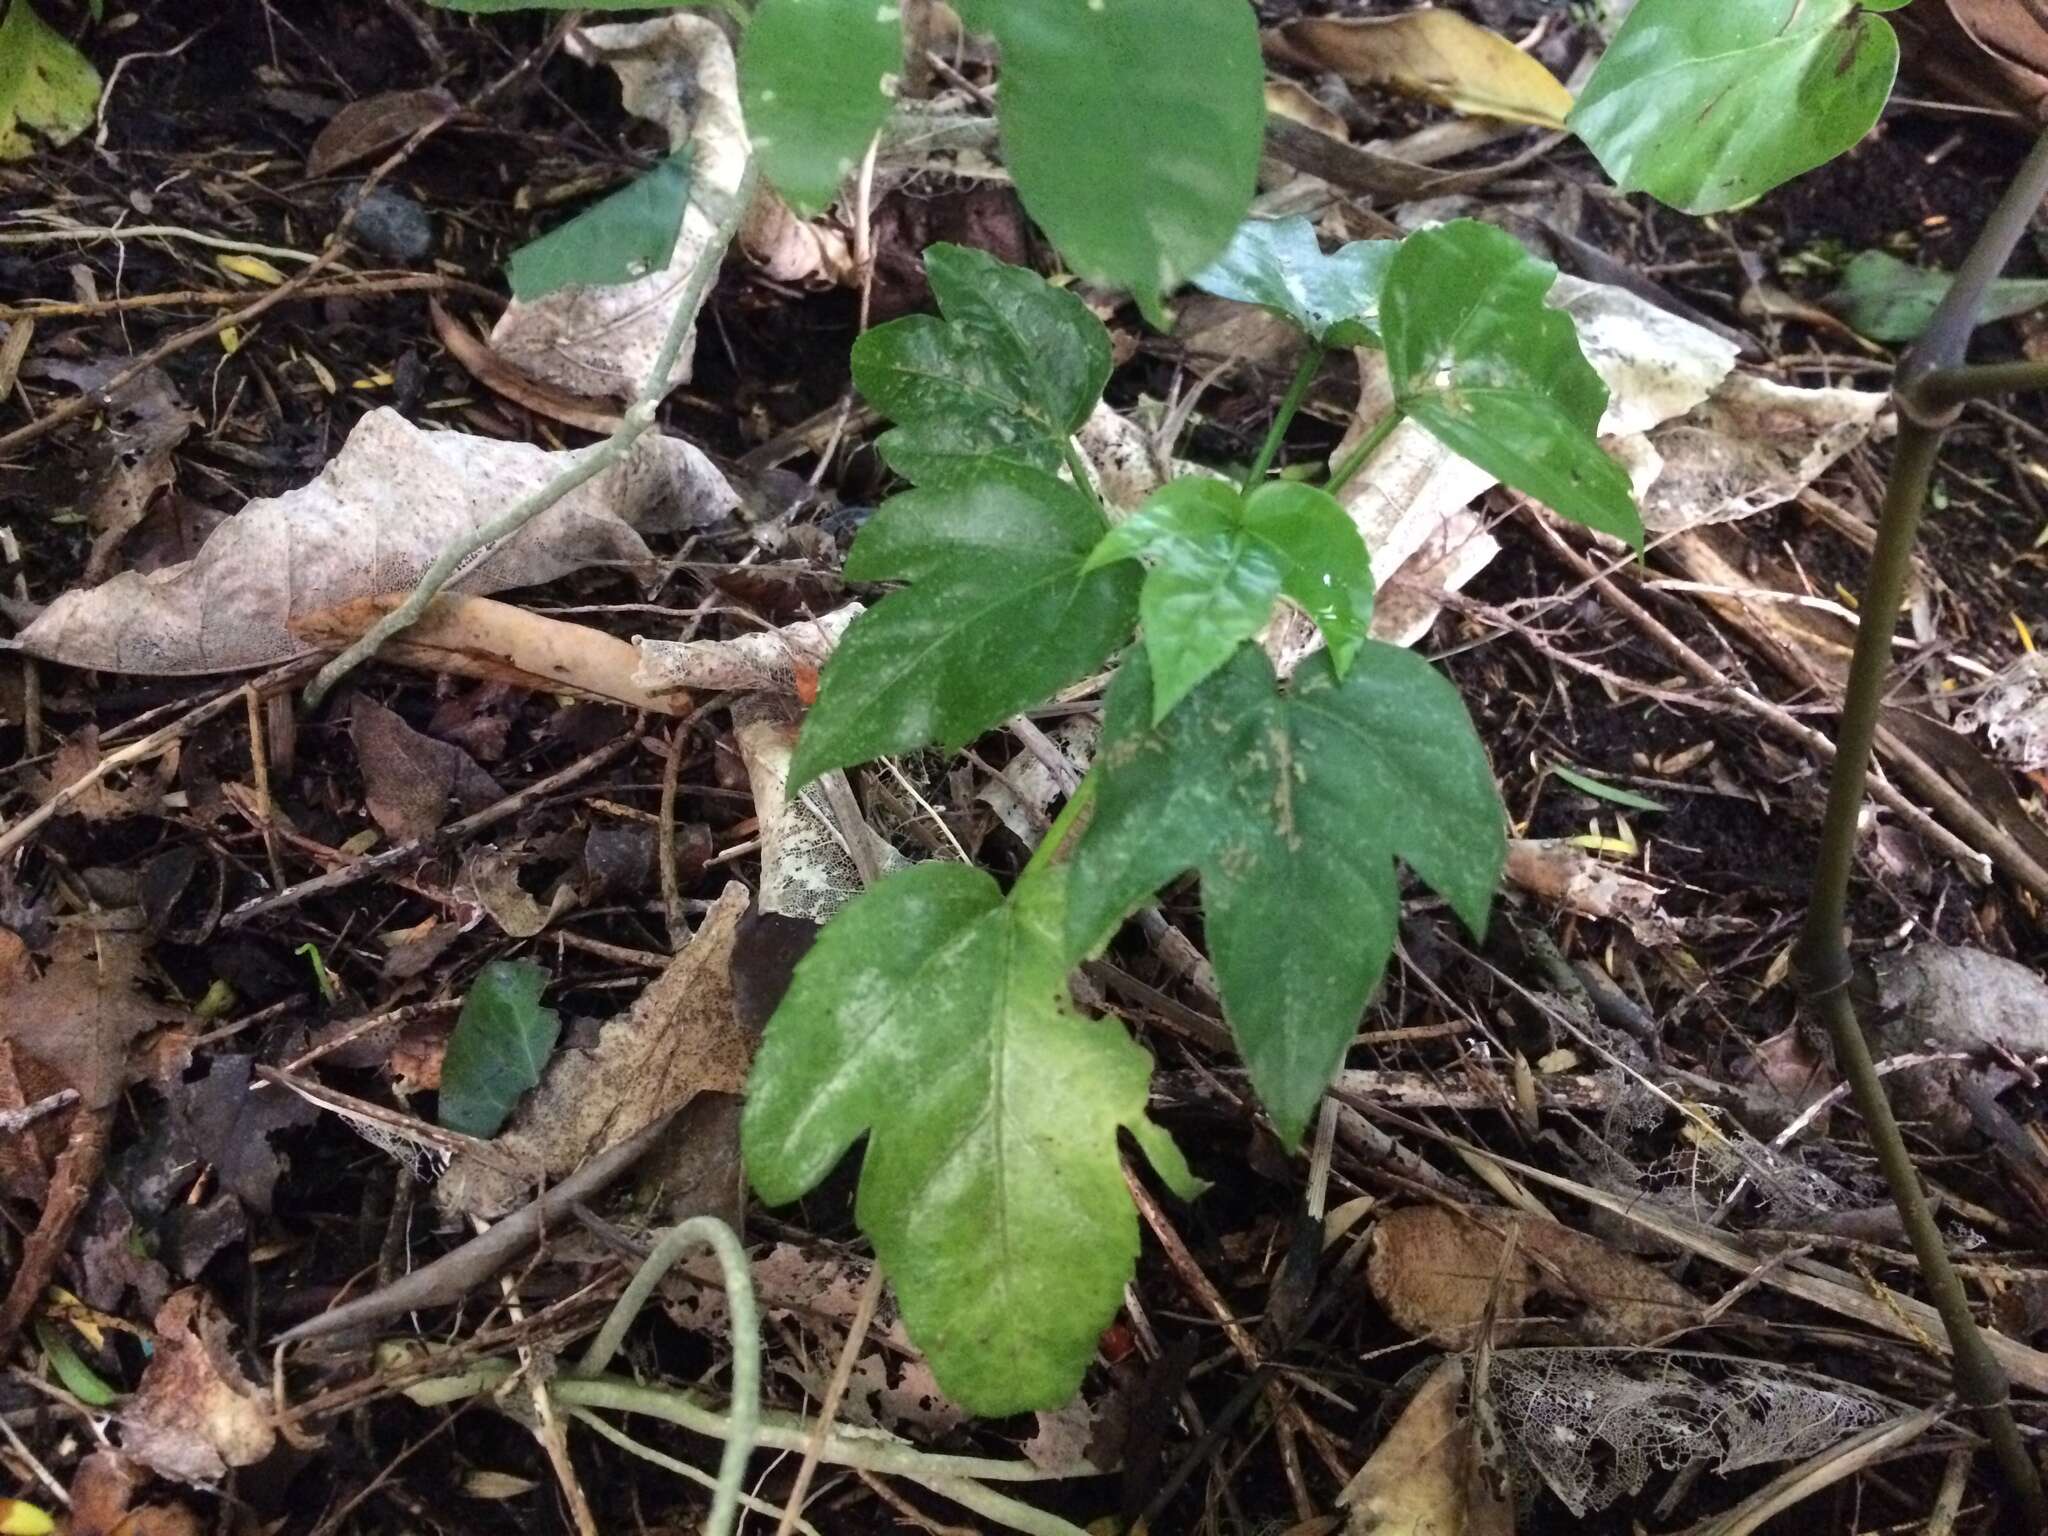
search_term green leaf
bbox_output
[1568,0,1900,215]
[742,862,1193,1413]
[1826,250,2048,344]
[956,0,1263,321]
[1381,220,1640,547]
[439,961,561,1139]
[790,465,1139,788]
[504,152,693,301]
[852,243,1111,487]
[1087,478,1373,722]
[741,0,899,217]
[34,1319,118,1406]
[1549,762,1666,814]
[1066,643,1505,1147]
[0,0,100,162]
[428,0,663,9]
[1191,216,1397,347]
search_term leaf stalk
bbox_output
[1242,342,1325,493]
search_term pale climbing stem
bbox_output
[304,157,763,708]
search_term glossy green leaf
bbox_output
[790,465,1139,788]
[0,0,100,162]
[741,0,899,217]
[34,1319,118,1407]
[1381,220,1641,547]
[504,152,693,300]
[1066,644,1505,1146]
[1568,0,1900,215]
[1825,250,2048,344]
[1087,478,1373,722]
[743,862,1196,1413]
[852,243,1112,487]
[1191,216,1397,347]
[956,0,1263,321]
[439,961,561,1139]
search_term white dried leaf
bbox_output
[977,716,1097,842]
[734,697,903,922]
[632,602,860,695]
[490,15,750,399]
[12,409,736,675]
[1958,651,2048,775]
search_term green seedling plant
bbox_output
[353,0,2046,1526]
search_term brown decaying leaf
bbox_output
[0,929,189,1115]
[165,1054,317,1216]
[350,695,504,842]
[1367,1205,1697,1348]
[739,185,858,286]
[1273,12,1574,129]
[454,845,566,939]
[1340,1359,1514,1536]
[1263,78,1350,143]
[306,87,457,178]
[117,1289,276,1485]
[1503,839,1675,946]
[13,408,736,675]
[436,881,755,1218]
[30,726,170,821]
[295,593,688,715]
[1895,0,2048,120]
[427,300,623,435]
[75,368,197,586]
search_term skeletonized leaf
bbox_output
[506,152,693,299]
[1191,215,1396,347]
[438,961,561,1140]
[743,862,1196,1412]
[1066,644,1504,1145]
[1279,10,1574,129]
[1826,248,2048,343]
[790,465,1138,789]
[956,0,1263,320]
[852,243,1111,487]
[10,408,736,675]
[0,0,99,161]
[1087,478,1373,721]
[741,0,899,216]
[1382,221,1640,547]
[1569,0,1901,215]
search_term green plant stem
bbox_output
[573,1219,761,1536]
[1795,128,2048,1532]
[303,158,762,709]
[1323,408,1402,498]
[1061,437,1109,519]
[1021,766,1098,883]
[1917,357,2048,412]
[567,1410,821,1536]
[1242,343,1324,493]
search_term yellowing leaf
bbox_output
[1279,11,1573,129]
[218,325,241,354]
[214,253,288,285]
[1339,1359,1512,1536]
[0,0,100,161]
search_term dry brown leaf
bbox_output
[1340,1359,1513,1536]
[350,696,503,842]
[1275,12,1574,129]
[489,15,749,400]
[1264,78,1350,142]
[71,368,197,587]
[1368,1205,1697,1348]
[632,602,861,696]
[427,300,623,435]
[436,881,754,1217]
[306,87,457,178]
[13,408,735,675]
[295,593,687,714]
[1871,944,2048,1140]
[117,1289,275,1485]
[0,929,187,1117]
[739,185,858,286]
[1504,838,1676,946]
[30,726,169,821]
[1941,0,2048,116]
[454,846,565,939]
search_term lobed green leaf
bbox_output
[741,0,899,217]
[789,465,1139,789]
[504,153,693,300]
[1192,216,1397,347]
[1066,644,1505,1147]
[439,961,561,1139]
[742,862,1196,1413]
[1087,479,1373,722]
[1568,0,1900,215]
[957,0,1263,321]
[1381,220,1641,547]
[851,243,1112,487]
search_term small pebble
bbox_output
[343,185,435,262]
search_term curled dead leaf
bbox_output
[1340,1359,1512,1536]
[13,409,735,676]
[1504,838,1675,946]
[1367,1205,1697,1348]
[118,1289,274,1485]
[1274,12,1574,129]
[306,87,458,178]
[428,300,622,435]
